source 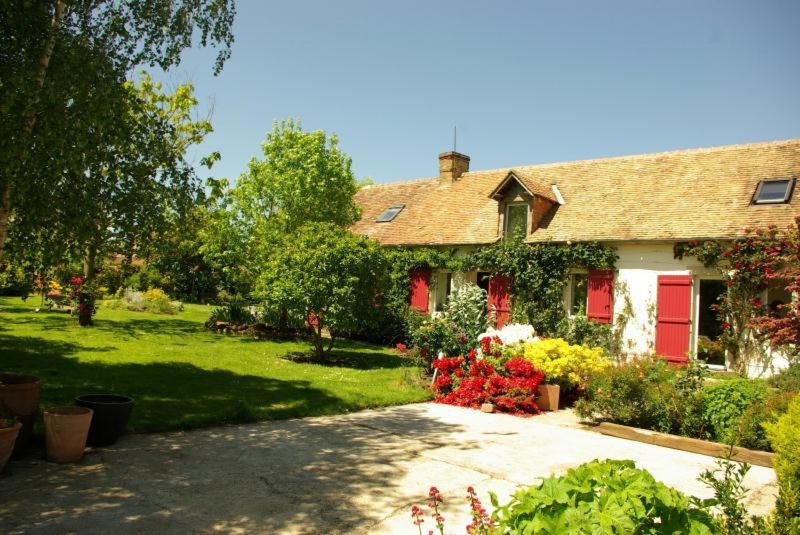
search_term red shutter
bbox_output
[587,270,614,324]
[409,269,431,313]
[488,275,512,328]
[655,275,693,363]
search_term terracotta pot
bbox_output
[537,384,560,411]
[0,421,22,472]
[0,373,42,453]
[480,402,495,413]
[43,406,93,463]
[75,394,134,447]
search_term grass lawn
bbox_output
[0,296,431,433]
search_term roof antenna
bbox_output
[453,125,457,153]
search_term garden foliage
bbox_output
[432,337,544,414]
[446,283,489,346]
[522,338,610,391]
[703,378,768,445]
[490,459,717,534]
[108,287,180,315]
[765,395,800,531]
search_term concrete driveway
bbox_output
[0,403,777,534]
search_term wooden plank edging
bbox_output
[596,422,775,468]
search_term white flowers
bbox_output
[478,323,538,346]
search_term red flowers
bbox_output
[69,276,85,286]
[396,342,407,353]
[432,353,543,415]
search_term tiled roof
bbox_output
[351,140,800,245]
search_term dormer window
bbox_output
[505,203,528,237]
[376,204,404,222]
[753,178,794,204]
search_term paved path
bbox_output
[0,403,777,534]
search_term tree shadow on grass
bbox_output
[0,333,352,435]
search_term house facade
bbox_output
[351,140,800,371]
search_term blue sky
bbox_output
[158,0,800,185]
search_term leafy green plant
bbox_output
[698,459,752,534]
[141,288,179,315]
[208,298,255,326]
[703,378,767,445]
[490,459,716,533]
[768,364,800,394]
[405,312,469,370]
[446,283,489,346]
[764,395,800,532]
[555,314,618,355]
[575,356,707,436]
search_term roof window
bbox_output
[376,204,404,222]
[753,178,794,204]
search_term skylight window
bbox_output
[753,178,795,204]
[376,204,404,222]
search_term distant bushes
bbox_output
[107,287,181,315]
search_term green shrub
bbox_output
[735,390,796,452]
[575,356,709,437]
[769,364,800,393]
[765,396,800,531]
[703,378,767,445]
[208,298,255,326]
[491,459,716,533]
[405,312,470,370]
[555,314,619,355]
[142,288,178,315]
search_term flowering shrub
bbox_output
[522,338,610,390]
[109,287,180,315]
[478,323,537,347]
[432,340,544,415]
[446,283,489,345]
[410,485,494,535]
[406,313,471,371]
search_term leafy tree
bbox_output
[234,118,361,233]
[0,0,235,262]
[255,223,387,360]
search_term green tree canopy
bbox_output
[255,223,386,360]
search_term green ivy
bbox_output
[466,236,617,334]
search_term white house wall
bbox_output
[612,243,717,357]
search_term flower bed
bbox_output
[432,336,544,415]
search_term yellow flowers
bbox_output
[48,280,62,292]
[522,338,610,388]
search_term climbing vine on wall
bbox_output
[674,218,800,374]
[466,237,617,335]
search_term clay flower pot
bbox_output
[75,394,134,447]
[0,420,22,472]
[480,402,495,413]
[537,384,560,412]
[43,406,93,463]
[0,373,42,453]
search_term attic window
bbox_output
[376,204,404,222]
[753,178,794,204]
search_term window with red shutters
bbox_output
[586,270,614,324]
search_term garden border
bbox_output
[596,422,774,468]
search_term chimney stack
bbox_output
[438,151,470,181]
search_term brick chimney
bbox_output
[438,151,470,181]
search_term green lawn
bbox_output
[0,297,430,433]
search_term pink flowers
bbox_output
[410,485,494,535]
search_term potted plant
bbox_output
[75,394,134,447]
[43,406,93,463]
[67,276,96,326]
[0,372,42,452]
[537,384,561,411]
[0,418,21,472]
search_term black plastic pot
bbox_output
[74,394,134,447]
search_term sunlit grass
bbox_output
[0,297,430,433]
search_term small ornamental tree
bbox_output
[255,223,387,361]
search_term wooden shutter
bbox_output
[408,269,431,313]
[488,275,512,328]
[587,270,614,324]
[655,275,693,363]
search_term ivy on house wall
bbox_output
[465,237,618,335]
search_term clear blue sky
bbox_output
[158,0,800,185]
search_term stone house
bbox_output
[351,140,800,371]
